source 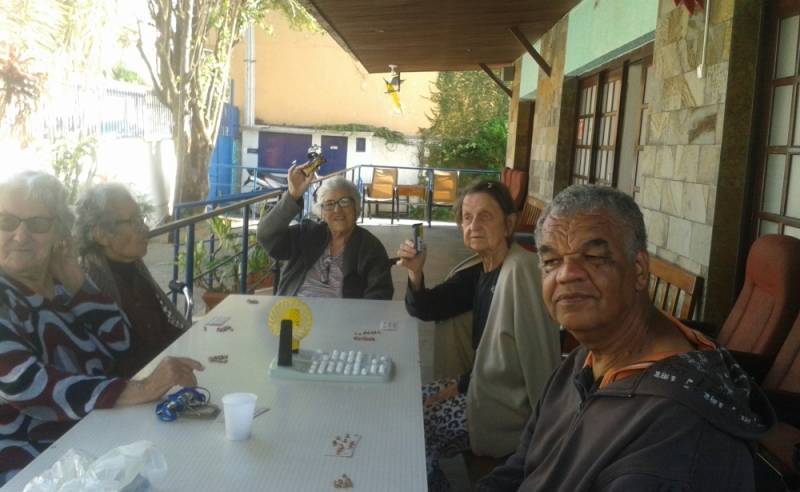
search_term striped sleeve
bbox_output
[0,317,127,421]
[65,280,131,356]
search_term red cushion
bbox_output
[500,168,528,211]
[718,235,800,357]
[764,313,800,393]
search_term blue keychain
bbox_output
[156,387,218,422]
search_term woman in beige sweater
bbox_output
[397,180,560,492]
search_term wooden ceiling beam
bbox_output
[297,0,581,73]
[510,25,551,77]
[479,63,512,98]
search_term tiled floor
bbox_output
[144,217,476,490]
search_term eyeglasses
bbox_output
[320,197,355,212]
[0,213,54,234]
[113,214,147,229]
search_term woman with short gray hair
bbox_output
[75,183,188,378]
[257,163,393,299]
[0,172,202,485]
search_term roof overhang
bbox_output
[297,0,581,73]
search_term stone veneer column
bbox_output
[528,16,569,202]
[506,59,535,171]
[704,0,764,326]
[638,0,736,319]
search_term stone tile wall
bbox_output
[638,0,734,278]
[528,16,569,202]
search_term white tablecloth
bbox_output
[4,296,427,491]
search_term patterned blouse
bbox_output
[0,273,131,484]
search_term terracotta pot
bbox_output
[202,290,229,313]
[246,272,274,291]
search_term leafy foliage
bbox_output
[314,123,409,145]
[0,47,46,136]
[420,71,509,170]
[0,0,115,138]
[138,0,318,205]
[111,62,145,84]
[180,216,272,293]
[50,135,98,204]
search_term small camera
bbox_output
[412,223,424,255]
[301,145,326,177]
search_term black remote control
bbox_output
[278,319,293,367]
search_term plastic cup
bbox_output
[221,393,257,441]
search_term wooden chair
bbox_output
[427,170,458,227]
[648,256,704,320]
[361,167,397,223]
[514,196,547,252]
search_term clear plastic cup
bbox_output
[221,393,257,441]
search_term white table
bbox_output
[5,296,427,491]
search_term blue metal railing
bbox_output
[148,164,501,322]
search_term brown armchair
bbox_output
[717,235,800,357]
[758,312,800,489]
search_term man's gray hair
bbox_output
[534,184,647,256]
[74,183,135,255]
[0,171,74,239]
[314,176,361,216]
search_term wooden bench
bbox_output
[648,256,704,320]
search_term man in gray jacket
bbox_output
[478,184,774,492]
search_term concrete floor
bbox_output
[144,217,476,490]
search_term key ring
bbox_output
[155,386,211,422]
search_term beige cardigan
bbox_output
[433,243,561,457]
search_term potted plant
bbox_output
[245,241,274,292]
[179,217,273,312]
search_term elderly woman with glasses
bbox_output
[0,172,202,484]
[74,183,189,378]
[257,163,393,300]
[396,180,560,491]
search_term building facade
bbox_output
[503,0,782,326]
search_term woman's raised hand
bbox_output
[287,163,317,200]
[396,239,427,290]
[50,238,85,293]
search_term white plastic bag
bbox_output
[23,441,167,492]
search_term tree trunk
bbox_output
[182,128,212,208]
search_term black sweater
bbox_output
[405,263,500,392]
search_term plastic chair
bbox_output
[361,168,397,223]
[427,170,458,227]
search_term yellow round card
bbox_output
[267,297,313,350]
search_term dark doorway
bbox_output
[258,132,312,170]
[320,135,349,175]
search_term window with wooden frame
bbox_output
[752,0,800,240]
[570,68,624,187]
